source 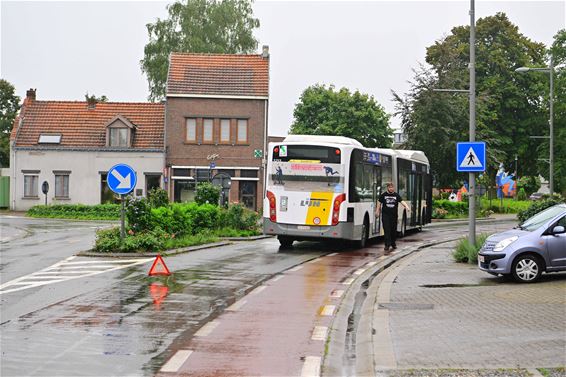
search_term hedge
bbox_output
[27,204,120,220]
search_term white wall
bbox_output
[11,149,164,210]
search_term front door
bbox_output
[547,216,566,267]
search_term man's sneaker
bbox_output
[392,244,397,250]
[384,246,389,251]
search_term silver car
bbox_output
[478,204,566,283]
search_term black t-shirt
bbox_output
[378,191,402,216]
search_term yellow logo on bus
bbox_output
[305,192,334,226]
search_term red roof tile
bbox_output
[167,53,269,97]
[13,101,164,149]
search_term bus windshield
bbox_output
[270,145,344,193]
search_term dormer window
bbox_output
[109,128,128,147]
[105,115,136,148]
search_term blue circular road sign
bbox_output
[107,164,137,195]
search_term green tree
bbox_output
[290,84,392,148]
[549,29,566,194]
[85,93,108,103]
[394,13,547,187]
[141,0,260,101]
[0,80,20,168]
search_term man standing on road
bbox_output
[376,182,411,251]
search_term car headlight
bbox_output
[493,236,518,252]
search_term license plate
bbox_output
[478,255,485,263]
[297,226,310,230]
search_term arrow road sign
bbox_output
[107,164,137,195]
[457,142,486,172]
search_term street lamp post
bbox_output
[515,56,554,195]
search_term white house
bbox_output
[10,89,165,211]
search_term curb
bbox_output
[76,241,233,258]
[427,215,517,228]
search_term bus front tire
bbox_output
[278,236,294,248]
[355,219,369,249]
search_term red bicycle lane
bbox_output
[156,247,385,377]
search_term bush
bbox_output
[220,204,261,230]
[125,196,152,233]
[148,187,169,208]
[27,204,120,220]
[453,233,490,264]
[432,208,448,219]
[433,200,468,217]
[195,182,220,205]
[93,226,168,253]
[94,227,122,252]
[517,196,565,223]
[517,188,527,201]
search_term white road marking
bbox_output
[0,256,153,295]
[227,299,247,311]
[301,356,321,377]
[271,275,284,283]
[307,258,322,264]
[320,305,335,316]
[194,321,219,337]
[366,261,377,267]
[160,350,193,372]
[249,286,266,295]
[354,268,367,275]
[289,265,303,272]
[327,252,338,257]
[342,278,354,285]
[311,326,328,341]
[330,290,344,298]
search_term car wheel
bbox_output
[355,219,369,249]
[511,254,543,283]
[278,236,294,248]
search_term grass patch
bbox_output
[453,233,490,264]
[162,231,220,251]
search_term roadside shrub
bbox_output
[453,233,490,264]
[220,204,260,230]
[432,208,448,219]
[125,196,152,232]
[94,227,122,252]
[517,188,527,201]
[517,196,565,223]
[195,182,220,205]
[433,200,468,216]
[93,226,168,253]
[186,202,220,233]
[27,204,120,220]
[148,187,169,208]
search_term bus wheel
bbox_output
[399,214,407,238]
[356,219,369,249]
[278,236,294,248]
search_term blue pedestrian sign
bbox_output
[457,142,486,172]
[107,163,137,195]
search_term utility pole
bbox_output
[468,0,477,246]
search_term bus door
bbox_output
[416,173,423,225]
[409,172,417,226]
[372,166,382,235]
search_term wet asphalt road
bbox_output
[0,216,517,376]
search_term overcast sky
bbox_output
[1,1,564,136]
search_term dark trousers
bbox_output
[382,213,397,247]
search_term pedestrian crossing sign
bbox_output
[457,142,486,172]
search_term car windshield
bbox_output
[520,205,566,231]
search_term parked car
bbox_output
[529,192,544,201]
[478,204,566,283]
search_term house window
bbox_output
[237,119,248,143]
[55,174,69,198]
[220,119,231,143]
[239,181,256,210]
[109,128,128,147]
[203,119,214,143]
[145,174,161,194]
[24,175,39,197]
[240,170,258,178]
[100,173,118,204]
[186,118,197,142]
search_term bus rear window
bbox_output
[272,145,341,163]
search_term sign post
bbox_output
[41,181,49,206]
[107,164,137,243]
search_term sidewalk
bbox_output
[369,240,566,375]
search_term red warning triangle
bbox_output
[148,255,171,276]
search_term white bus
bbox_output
[263,135,432,248]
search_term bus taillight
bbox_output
[267,190,277,222]
[332,194,346,225]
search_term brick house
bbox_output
[9,89,165,210]
[165,48,270,210]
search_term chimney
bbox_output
[26,88,36,102]
[262,45,269,59]
[86,96,97,109]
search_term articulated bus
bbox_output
[263,135,432,248]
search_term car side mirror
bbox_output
[552,225,566,235]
